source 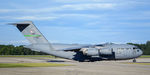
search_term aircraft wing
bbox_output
[58,45,90,51]
[58,44,103,51]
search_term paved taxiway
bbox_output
[0,57,150,75]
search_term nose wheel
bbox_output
[133,58,136,62]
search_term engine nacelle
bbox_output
[100,48,112,55]
[81,48,99,56]
[81,48,113,56]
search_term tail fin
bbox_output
[10,21,54,51]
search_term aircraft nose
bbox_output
[137,49,143,57]
[140,49,143,55]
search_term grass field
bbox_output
[140,55,150,58]
[0,63,71,68]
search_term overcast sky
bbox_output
[0,0,150,45]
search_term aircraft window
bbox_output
[137,50,139,52]
[126,48,129,50]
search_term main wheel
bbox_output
[133,59,136,62]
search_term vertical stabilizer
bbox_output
[10,21,54,51]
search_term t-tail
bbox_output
[9,21,75,59]
[9,21,54,53]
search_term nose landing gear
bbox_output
[133,58,136,62]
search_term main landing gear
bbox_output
[133,58,136,62]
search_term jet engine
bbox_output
[99,48,112,55]
[81,48,99,56]
[81,48,112,56]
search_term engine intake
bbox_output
[81,48,99,56]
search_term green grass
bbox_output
[140,55,150,58]
[0,63,71,68]
[0,55,55,58]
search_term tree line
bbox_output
[0,41,150,55]
[0,45,48,55]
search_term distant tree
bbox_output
[0,44,48,55]
[145,41,150,55]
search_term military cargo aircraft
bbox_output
[9,21,143,62]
